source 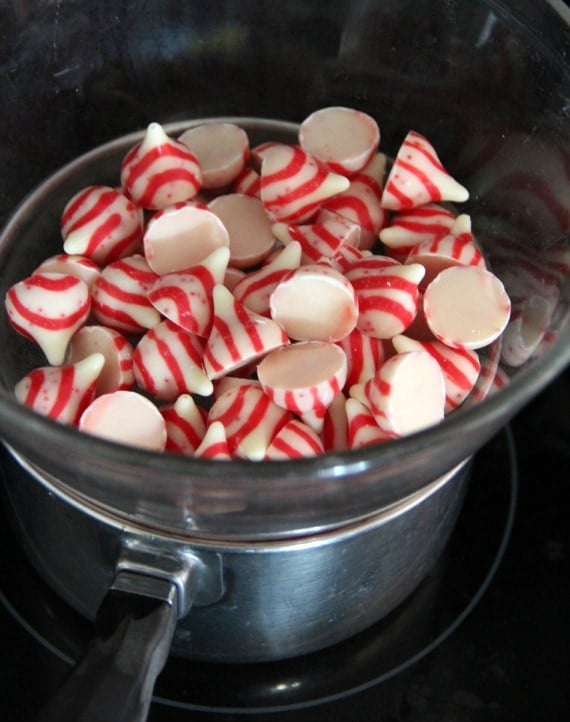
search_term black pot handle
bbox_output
[35,575,178,722]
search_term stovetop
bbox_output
[1,368,568,722]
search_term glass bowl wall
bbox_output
[0,0,568,539]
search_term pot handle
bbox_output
[35,573,178,722]
[35,543,223,722]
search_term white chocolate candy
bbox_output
[346,397,390,449]
[133,319,213,400]
[212,375,261,401]
[232,242,302,316]
[208,384,292,460]
[265,419,325,459]
[143,203,230,275]
[79,390,167,450]
[299,106,380,176]
[61,185,143,265]
[178,122,249,189]
[260,144,350,223]
[406,217,485,289]
[232,166,261,198]
[272,214,361,265]
[223,266,247,292]
[147,247,230,337]
[363,351,446,437]
[269,264,358,342]
[34,254,101,288]
[321,392,349,452]
[5,272,91,365]
[347,261,425,339]
[5,111,517,460]
[257,341,347,433]
[208,193,275,269]
[161,394,207,455]
[392,334,481,413]
[67,325,135,396]
[423,266,511,350]
[336,327,386,388]
[381,131,469,210]
[14,353,104,425]
[204,284,289,380]
[194,421,232,459]
[319,153,389,250]
[91,254,160,334]
[379,202,456,250]
[120,122,202,210]
[329,243,372,273]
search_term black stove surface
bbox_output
[1,369,568,722]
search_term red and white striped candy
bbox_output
[5,272,91,365]
[204,284,289,381]
[486,367,511,396]
[223,266,247,292]
[401,292,436,342]
[161,393,207,455]
[91,254,160,335]
[133,319,213,401]
[392,334,481,413]
[67,325,135,396]
[208,383,292,460]
[346,261,425,339]
[265,419,325,459]
[232,241,302,316]
[270,264,358,343]
[260,144,349,223]
[194,421,232,460]
[147,247,230,337]
[61,185,143,265]
[298,106,380,176]
[257,341,347,433]
[328,243,372,274]
[379,202,456,250]
[120,122,202,210]
[272,214,361,265]
[212,375,261,401]
[423,266,511,350]
[321,392,348,452]
[232,166,261,198]
[178,122,249,189]
[406,221,486,289]
[362,351,446,437]
[342,253,400,276]
[500,295,552,367]
[143,203,230,275]
[79,390,167,451]
[381,131,469,211]
[34,254,101,288]
[319,153,388,250]
[336,327,386,388]
[250,141,286,169]
[345,397,390,449]
[208,193,275,269]
[14,353,104,425]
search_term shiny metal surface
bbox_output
[2,451,470,663]
[115,537,225,615]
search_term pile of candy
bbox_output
[4,107,513,458]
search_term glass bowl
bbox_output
[0,0,568,539]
